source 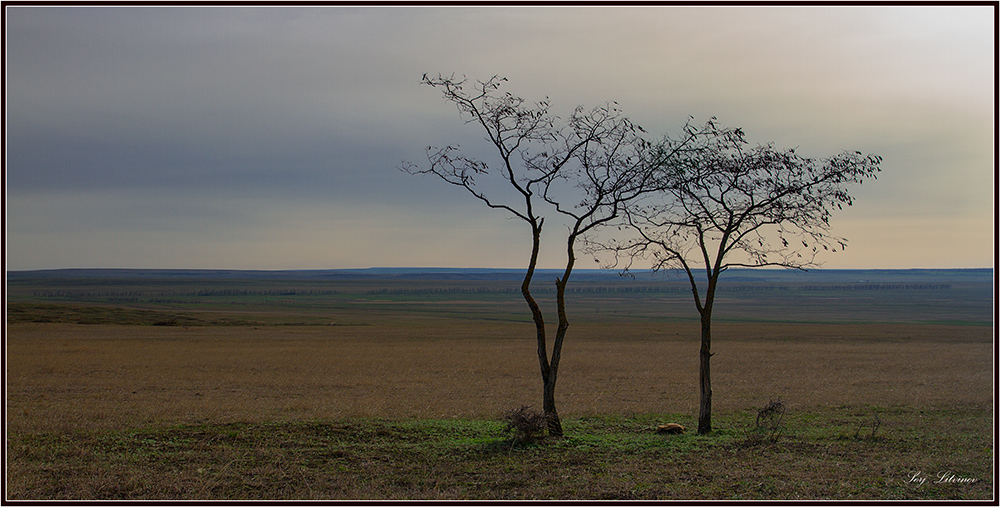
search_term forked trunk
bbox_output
[544,235,577,439]
[521,222,564,437]
[542,379,563,437]
[543,283,570,438]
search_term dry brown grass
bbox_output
[7,321,991,434]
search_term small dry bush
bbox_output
[744,398,786,445]
[854,410,882,440]
[502,405,546,444]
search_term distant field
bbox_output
[7,321,992,433]
[5,268,993,326]
[5,269,995,500]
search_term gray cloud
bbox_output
[5,6,993,270]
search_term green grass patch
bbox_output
[7,406,992,500]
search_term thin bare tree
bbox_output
[403,74,650,436]
[532,101,653,436]
[596,118,882,434]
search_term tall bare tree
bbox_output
[598,118,882,434]
[532,102,655,436]
[403,74,649,436]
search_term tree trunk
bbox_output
[544,233,578,439]
[698,310,712,434]
[542,376,563,437]
[521,222,563,436]
[544,279,570,438]
[697,274,717,435]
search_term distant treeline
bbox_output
[364,286,687,295]
[189,289,341,296]
[31,289,341,298]
[28,283,952,301]
[796,284,951,291]
[365,283,952,295]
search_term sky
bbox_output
[4,5,995,271]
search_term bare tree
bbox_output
[598,118,882,434]
[403,74,649,436]
[533,101,654,436]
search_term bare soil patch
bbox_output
[7,322,991,434]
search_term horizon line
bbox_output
[6,266,994,273]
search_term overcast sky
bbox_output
[5,5,994,271]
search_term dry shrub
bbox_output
[854,410,882,440]
[502,405,546,444]
[744,398,786,445]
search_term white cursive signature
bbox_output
[906,471,978,485]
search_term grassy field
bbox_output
[7,408,992,500]
[5,271,995,500]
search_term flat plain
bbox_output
[5,269,995,500]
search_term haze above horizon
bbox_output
[5,6,994,271]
